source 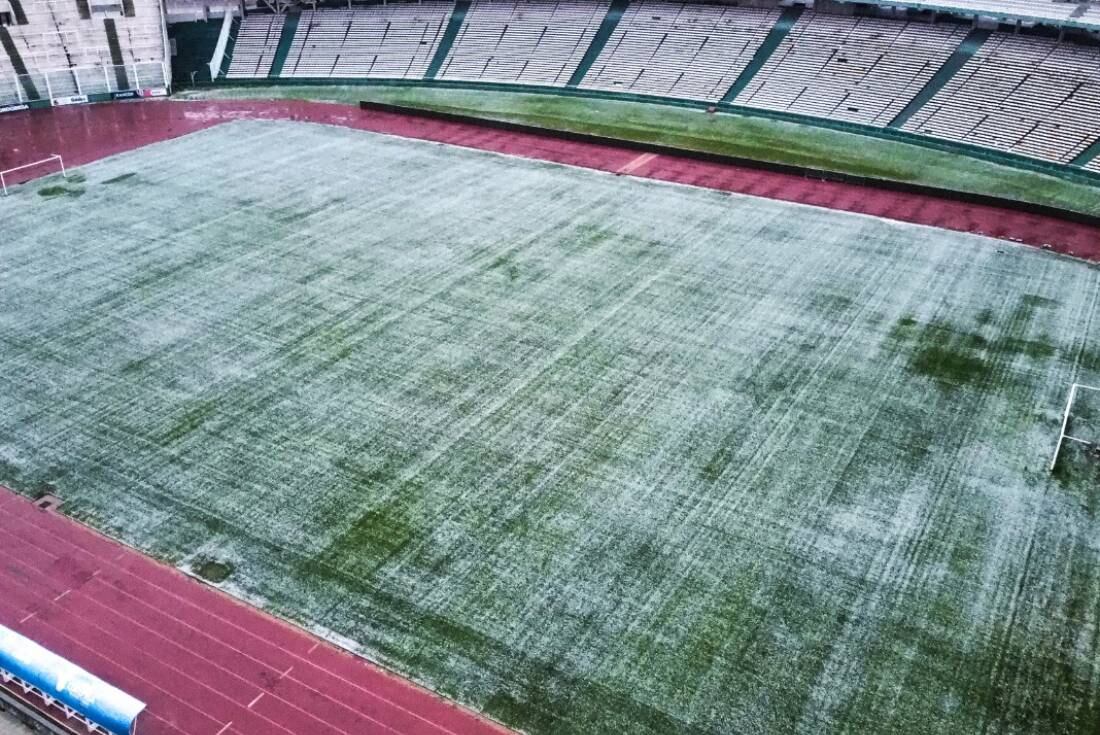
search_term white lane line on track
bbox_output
[617,152,657,175]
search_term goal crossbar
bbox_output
[1050,382,1100,472]
[0,154,67,196]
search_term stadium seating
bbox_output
[901,32,1100,164]
[225,13,285,78]
[9,0,1092,172]
[885,0,1100,31]
[435,0,609,86]
[733,13,970,126]
[0,0,167,102]
[194,2,1100,170]
[13,0,165,68]
[580,1,780,101]
[280,2,453,79]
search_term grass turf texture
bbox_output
[176,85,1100,217]
[3,119,1100,734]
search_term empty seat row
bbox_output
[437,0,610,86]
[198,2,1100,170]
[901,32,1100,164]
[580,0,780,101]
[226,13,285,78]
[2,0,165,73]
[281,3,453,80]
[734,13,970,127]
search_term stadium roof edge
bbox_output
[828,0,1100,33]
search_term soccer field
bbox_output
[2,119,1100,734]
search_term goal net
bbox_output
[1050,383,1100,472]
[0,154,67,196]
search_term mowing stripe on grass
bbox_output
[4,119,1100,735]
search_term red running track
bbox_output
[1,98,1099,260]
[0,487,513,735]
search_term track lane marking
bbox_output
[617,152,657,175]
[0,525,408,735]
[1,488,514,734]
[0,551,308,735]
[0,512,501,735]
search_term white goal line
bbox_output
[1050,382,1100,472]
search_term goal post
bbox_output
[1050,382,1100,472]
[0,154,67,196]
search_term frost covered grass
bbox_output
[2,120,1100,734]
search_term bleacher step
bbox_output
[268,11,300,79]
[566,0,629,88]
[0,25,39,99]
[425,0,471,80]
[887,28,991,129]
[720,6,803,104]
[1071,138,1100,168]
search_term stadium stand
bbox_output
[166,0,243,23]
[862,0,1100,33]
[280,2,453,79]
[0,0,167,104]
[14,0,1068,173]
[579,0,780,101]
[13,0,165,68]
[225,11,285,78]
[732,13,971,126]
[435,0,609,85]
[900,32,1100,164]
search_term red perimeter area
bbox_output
[1,98,1099,260]
[0,487,513,735]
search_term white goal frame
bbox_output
[1050,382,1100,472]
[0,154,67,196]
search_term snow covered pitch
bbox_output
[2,119,1100,734]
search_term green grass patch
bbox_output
[177,84,1100,216]
[193,557,233,583]
[38,184,84,198]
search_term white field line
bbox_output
[1051,382,1079,471]
[1051,382,1100,471]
